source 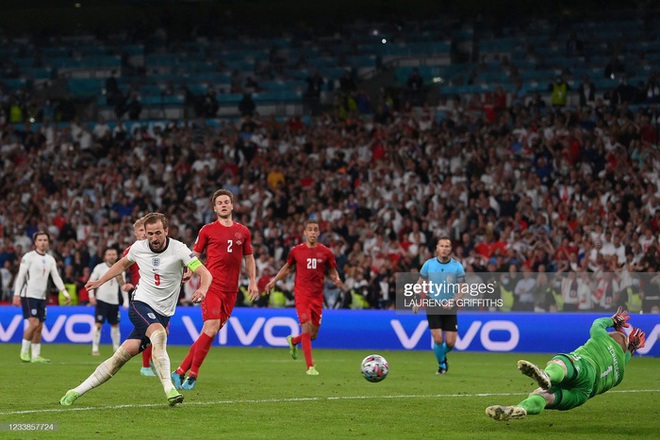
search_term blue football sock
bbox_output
[433,342,446,365]
[442,341,453,355]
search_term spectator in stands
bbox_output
[604,55,625,79]
[511,77,528,108]
[1,260,13,302]
[577,75,596,108]
[609,76,638,106]
[105,71,120,106]
[406,68,424,106]
[201,89,219,118]
[549,76,569,108]
[238,92,256,117]
[643,72,660,103]
[114,93,141,120]
[339,70,357,95]
[305,68,324,116]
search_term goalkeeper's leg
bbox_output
[517,390,552,415]
[518,357,571,389]
[486,388,554,421]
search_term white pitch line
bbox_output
[1,389,658,417]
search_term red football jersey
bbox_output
[287,243,337,298]
[194,221,253,294]
[122,245,140,284]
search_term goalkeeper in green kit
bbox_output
[486,307,646,421]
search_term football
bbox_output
[360,354,389,383]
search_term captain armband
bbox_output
[187,258,203,272]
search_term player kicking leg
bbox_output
[61,304,183,407]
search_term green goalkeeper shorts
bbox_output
[547,354,595,411]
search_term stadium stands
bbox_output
[0,2,658,311]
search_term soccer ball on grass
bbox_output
[360,354,389,383]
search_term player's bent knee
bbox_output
[547,359,568,375]
[150,329,167,348]
[203,320,222,337]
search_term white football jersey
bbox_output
[90,262,123,305]
[128,238,198,316]
[13,250,66,300]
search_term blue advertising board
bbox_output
[0,306,658,356]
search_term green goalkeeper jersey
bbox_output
[570,317,632,397]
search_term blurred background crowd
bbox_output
[0,0,658,312]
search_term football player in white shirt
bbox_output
[60,213,212,407]
[88,247,128,355]
[13,231,71,363]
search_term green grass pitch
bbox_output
[1,343,658,439]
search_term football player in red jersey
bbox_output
[266,219,343,375]
[172,189,259,389]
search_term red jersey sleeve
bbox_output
[122,245,140,284]
[193,224,210,255]
[241,225,254,256]
[325,246,338,269]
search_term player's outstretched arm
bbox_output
[329,267,344,291]
[265,263,292,293]
[85,257,133,291]
[244,254,260,301]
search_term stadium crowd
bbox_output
[1,3,659,314]
[1,88,658,313]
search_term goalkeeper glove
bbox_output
[627,328,646,354]
[611,306,630,331]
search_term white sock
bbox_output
[92,326,101,353]
[74,347,132,396]
[150,329,174,394]
[31,343,41,358]
[111,326,121,351]
[21,339,31,355]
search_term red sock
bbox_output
[176,340,197,375]
[301,332,313,368]
[190,332,214,378]
[291,334,302,345]
[142,345,153,368]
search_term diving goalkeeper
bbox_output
[486,307,646,421]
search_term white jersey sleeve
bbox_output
[48,256,66,293]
